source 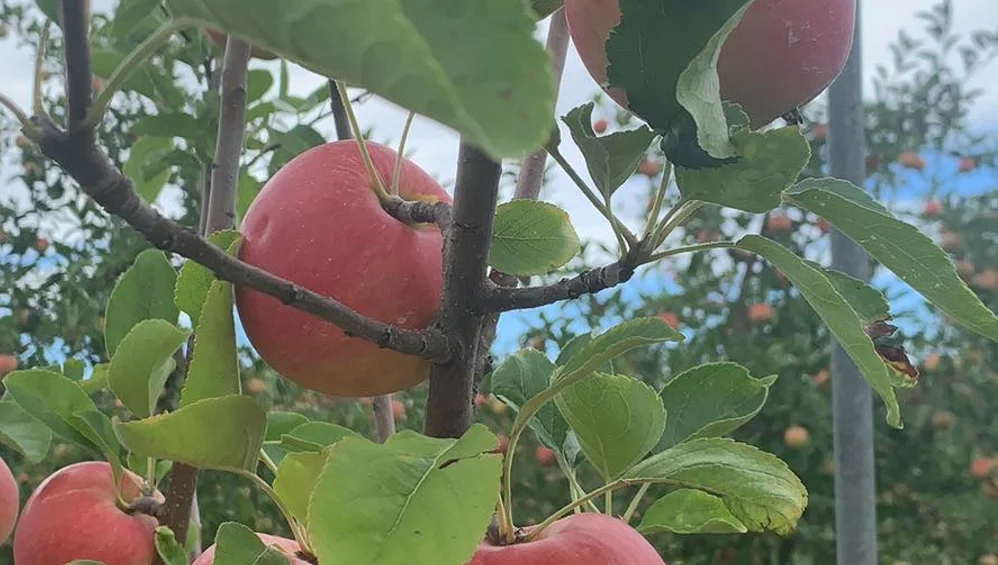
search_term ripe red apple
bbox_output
[810,123,828,141]
[13,461,162,565]
[765,213,792,233]
[0,456,18,543]
[534,446,556,467]
[203,29,278,60]
[957,157,976,173]
[391,398,406,421]
[746,303,773,324]
[235,140,450,397]
[593,118,609,134]
[970,457,995,480]
[194,532,311,565]
[783,425,809,449]
[637,159,662,177]
[972,268,998,291]
[922,199,942,216]
[565,0,856,129]
[898,151,926,171]
[467,513,665,564]
[475,392,489,407]
[657,311,679,330]
[813,369,830,389]
[245,377,266,394]
[0,354,17,375]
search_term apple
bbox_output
[815,218,830,234]
[92,76,104,93]
[203,29,278,60]
[13,461,162,565]
[565,0,856,129]
[783,425,809,449]
[898,151,926,170]
[938,230,961,252]
[34,237,49,253]
[958,156,977,173]
[813,369,830,389]
[593,119,609,134]
[235,140,450,397]
[0,456,18,543]
[956,259,975,280]
[809,123,829,141]
[475,393,489,407]
[923,353,941,372]
[637,159,662,177]
[534,446,556,467]
[922,199,942,216]
[14,135,31,150]
[467,513,665,564]
[391,398,407,421]
[194,533,311,565]
[746,303,773,324]
[970,457,995,480]
[972,268,998,292]
[0,354,18,375]
[245,378,266,394]
[765,213,792,233]
[495,434,509,454]
[656,312,679,330]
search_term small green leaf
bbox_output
[122,136,174,203]
[0,392,52,463]
[273,450,330,531]
[91,48,159,101]
[62,359,86,381]
[656,362,777,451]
[266,125,327,178]
[280,422,363,453]
[490,349,574,461]
[784,178,998,342]
[489,200,580,276]
[154,526,189,565]
[737,235,902,428]
[637,489,748,535]
[72,410,125,483]
[605,0,754,160]
[105,249,179,358]
[265,412,310,442]
[236,171,261,224]
[174,230,242,327]
[164,0,554,159]
[555,373,665,481]
[3,370,101,450]
[34,0,60,25]
[556,317,684,383]
[308,425,501,565]
[624,437,807,535]
[562,102,656,198]
[109,319,191,419]
[114,395,266,472]
[212,522,290,565]
[180,279,240,407]
[246,69,274,104]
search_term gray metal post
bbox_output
[827,5,878,565]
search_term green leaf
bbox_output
[266,124,327,178]
[163,0,554,160]
[562,102,656,198]
[530,0,562,20]
[80,364,110,395]
[180,279,240,407]
[784,178,998,342]
[273,450,330,531]
[154,526,189,565]
[280,422,363,453]
[72,410,125,483]
[109,319,191,419]
[105,249,179,358]
[624,437,807,535]
[605,0,754,160]
[62,359,86,381]
[133,113,206,141]
[2,370,103,450]
[34,0,60,25]
[212,522,290,565]
[114,395,266,472]
[675,112,811,213]
[0,392,52,463]
[174,230,242,327]
[637,489,748,535]
[812,263,891,324]
[122,137,175,203]
[112,0,164,42]
[736,235,902,428]
[265,412,310,442]
[555,373,665,481]
[556,317,684,383]
[490,349,574,461]
[236,171,261,223]
[91,48,159,101]
[489,200,580,276]
[246,69,274,104]
[308,425,501,565]
[656,362,777,451]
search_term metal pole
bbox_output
[828,5,878,565]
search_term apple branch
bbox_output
[479,258,638,312]
[61,0,93,127]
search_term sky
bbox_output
[2,0,998,362]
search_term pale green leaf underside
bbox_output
[109,319,190,419]
[638,489,748,535]
[489,200,581,276]
[0,392,52,463]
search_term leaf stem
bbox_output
[522,480,634,542]
[621,483,650,523]
[84,19,194,128]
[146,457,157,488]
[334,80,389,200]
[391,111,416,196]
[237,470,312,556]
[649,200,705,251]
[0,93,40,138]
[646,241,735,264]
[33,20,51,116]
[258,450,279,476]
[642,161,673,240]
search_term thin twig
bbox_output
[61,0,92,128]
[371,395,396,443]
[205,38,252,233]
[479,257,639,312]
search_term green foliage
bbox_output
[637,489,748,535]
[212,522,290,565]
[108,319,190,418]
[563,102,656,198]
[104,249,180,358]
[490,200,581,276]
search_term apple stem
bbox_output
[522,480,633,543]
[621,483,650,523]
[641,160,674,240]
[84,18,195,128]
[333,80,390,200]
[390,111,417,196]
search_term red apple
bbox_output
[565,0,856,129]
[637,159,662,177]
[391,398,407,421]
[235,140,450,397]
[467,513,665,564]
[972,268,998,291]
[898,151,926,170]
[970,457,995,480]
[203,29,278,60]
[957,157,976,173]
[0,354,17,375]
[13,461,162,565]
[475,393,489,407]
[0,456,18,543]
[810,123,829,141]
[746,303,773,324]
[194,533,311,565]
[245,378,266,394]
[495,434,509,454]
[923,353,941,372]
[657,311,679,330]
[765,213,792,233]
[593,119,609,134]
[783,425,809,449]
[813,369,830,389]
[956,259,975,280]
[534,446,556,467]
[922,199,942,216]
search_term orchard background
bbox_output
[0,0,997,564]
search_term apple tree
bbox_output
[1,1,997,565]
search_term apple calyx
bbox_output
[123,494,163,517]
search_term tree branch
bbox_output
[328,79,352,141]
[205,39,251,234]
[61,0,92,128]
[424,142,502,438]
[479,258,637,312]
